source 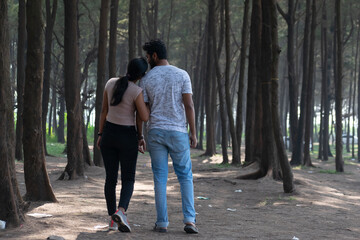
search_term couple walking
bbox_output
[97,39,198,234]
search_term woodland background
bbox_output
[1,0,360,233]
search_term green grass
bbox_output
[46,142,66,157]
[318,169,340,174]
[214,163,232,168]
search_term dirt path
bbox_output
[1,149,360,240]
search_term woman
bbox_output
[96,57,149,232]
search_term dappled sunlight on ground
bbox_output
[2,149,360,239]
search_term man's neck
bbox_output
[156,59,169,66]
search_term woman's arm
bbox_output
[135,92,149,153]
[96,90,109,149]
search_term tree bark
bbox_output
[94,0,110,167]
[23,0,57,201]
[146,0,158,39]
[224,0,240,164]
[322,1,332,161]
[335,0,344,172]
[291,0,311,166]
[61,0,85,179]
[109,0,119,77]
[58,90,65,143]
[203,0,216,156]
[137,0,142,57]
[0,0,25,227]
[129,0,137,61]
[303,0,316,167]
[235,0,250,163]
[15,0,26,161]
[244,0,262,164]
[277,0,298,151]
[42,0,58,156]
[269,0,294,192]
[211,0,228,164]
[259,0,276,179]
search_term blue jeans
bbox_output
[147,128,196,228]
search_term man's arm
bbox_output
[183,93,197,148]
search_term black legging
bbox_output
[100,121,138,215]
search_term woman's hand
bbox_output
[138,139,146,154]
[96,136,102,150]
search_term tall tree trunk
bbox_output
[61,0,85,179]
[346,73,352,153]
[303,0,316,167]
[269,0,294,193]
[323,1,332,160]
[146,0,158,39]
[15,0,26,161]
[224,0,240,164]
[193,27,205,147]
[244,0,262,164]
[42,0,58,156]
[48,99,53,135]
[23,0,57,201]
[334,0,344,172]
[235,0,250,163]
[211,1,228,164]
[0,0,25,227]
[94,0,110,167]
[320,2,327,160]
[291,0,311,166]
[108,0,118,77]
[203,0,216,156]
[137,0,142,57]
[129,0,137,60]
[58,90,65,143]
[260,0,276,179]
[277,0,298,151]
[353,23,359,160]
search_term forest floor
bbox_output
[1,148,360,240]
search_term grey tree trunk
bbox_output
[42,0,58,156]
[23,0,57,201]
[61,0,85,179]
[335,0,344,172]
[235,0,250,163]
[303,0,317,167]
[269,0,294,192]
[15,0,26,161]
[94,0,110,167]
[244,0,262,164]
[109,0,118,77]
[203,0,216,156]
[224,0,240,164]
[129,0,137,60]
[291,0,311,166]
[0,0,25,227]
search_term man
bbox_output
[138,39,198,234]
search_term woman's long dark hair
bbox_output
[111,57,148,106]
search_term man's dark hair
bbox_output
[142,39,167,59]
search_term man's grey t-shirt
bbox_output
[139,65,192,133]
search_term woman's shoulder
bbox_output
[105,77,119,88]
[128,81,143,91]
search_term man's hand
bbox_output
[189,134,197,148]
[138,139,146,154]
